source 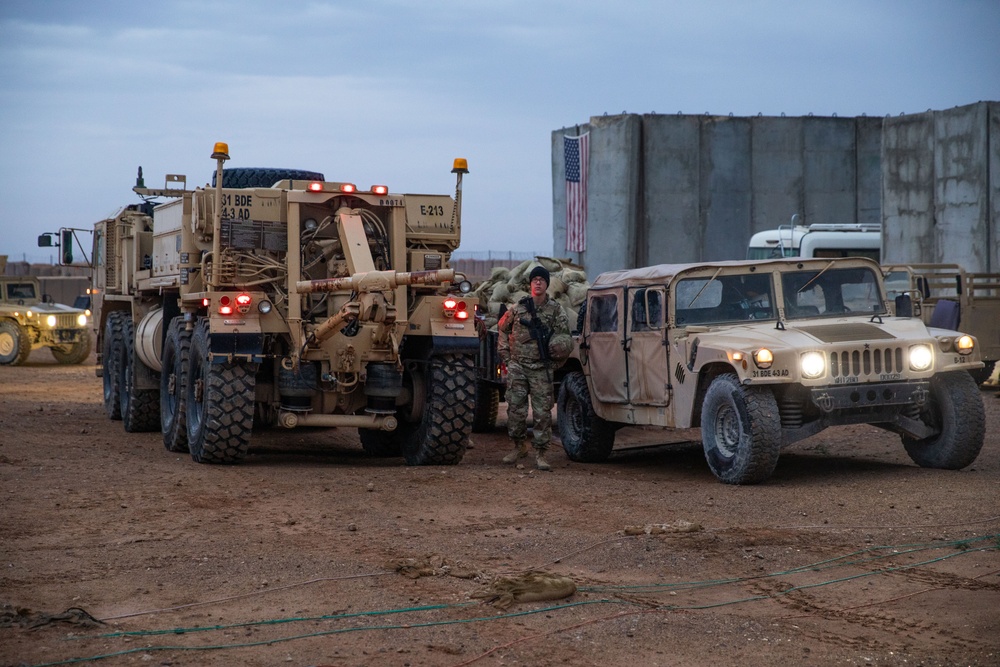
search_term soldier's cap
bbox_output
[528,265,550,286]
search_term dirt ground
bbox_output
[1,348,998,667]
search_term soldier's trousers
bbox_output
[505,361,553,449]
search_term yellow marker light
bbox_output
[909,344,934,371]
[211,142,230,160]
[956,335,974,355]
[452,158,469,174]
[753,348,774,369]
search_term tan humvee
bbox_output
[556,257,986,484]
[0,272,92,366]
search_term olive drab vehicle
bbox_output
[87,143,479,465]
[557,257,987,485]
[0,257,92,366]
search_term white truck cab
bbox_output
[747,219,881,262]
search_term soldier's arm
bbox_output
[553,304,571,337]
[497,309,513,364]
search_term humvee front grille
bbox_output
[54,314,80,329]
[829,346,905,379]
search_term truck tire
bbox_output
[701,373,781,485]
[186,319,256,464]
[51,329,92,365]
[471,381,500,433]
[213,168,325,189]
[400,353,475,466]
[557,371,615,462]
[119,316,161,433]
[160,317,190,453]
[969,359,996,386]
[0,320,32,366]
[102,312,125,420]
[902,371,986,469]
[358,429,403,457]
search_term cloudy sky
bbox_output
[2,0,998,264]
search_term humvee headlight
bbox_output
[46,315,57,327]
[908,344,934,371]
[77,314,88,327]
[800,351,826,379]
[955,335,974,355]
[753,348,773,369]
[26,310,33,318]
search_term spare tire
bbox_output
[212,168,325,189]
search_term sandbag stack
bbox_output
[472,256,590,331]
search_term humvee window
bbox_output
[6,283,37,300]
[782,266,884,318]
[631,288,663,332]
[675,274,775,325]
[589,294,619,332]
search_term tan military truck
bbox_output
[0,259,92,366]
[67,143,480,466]
[883,263,1000,385]
[557,257,986,484]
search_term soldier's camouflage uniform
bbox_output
[497,296,570,453]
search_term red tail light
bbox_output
[442,298,468,319]
[371,185,388,195]
[236,293,252,313]
[340,183,357,194]
[308,182,324,192]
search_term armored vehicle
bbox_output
[67,143,479,465]
[0,270,91,366]
[557,257,986,484]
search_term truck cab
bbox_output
[747,222,881,261]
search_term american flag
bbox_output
[564,132,589,252]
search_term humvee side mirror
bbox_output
[38,233,54,247]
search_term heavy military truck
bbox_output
[557,257,987,484]
[0,258,92,366]
[82,142,479,465]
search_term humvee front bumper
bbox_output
[810,380,930,413]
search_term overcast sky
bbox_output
[2,0,998,264]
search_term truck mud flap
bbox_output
[209,332,264,364]
[429,335,479,356]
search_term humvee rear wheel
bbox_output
[400,353,475,466]
[701,373,781,485]
[51,329,92,365]
[102,312,125,420]
[471,381,500,433]
[359,429,403,457]
[186,319,256,464]
[902,371,985,469]
[160,317,191,453]
[557,371,615,462]
[0,320,31,366]
[119,316,161,433]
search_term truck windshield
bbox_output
[781,267,885,318]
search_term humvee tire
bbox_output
[401,353,474,466]
[0,320,31,366]
[102,312,125,420]
[902,371,986,470]
[557,371,615,462]
[51,329,91,365]
[701,373,781,485]
[970,359,996,386]
[187,319,256,464]
[471,381,500,433]
[214,168,325,189]
[119,316,161,433]
[160,317,190,453]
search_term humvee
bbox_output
[557,257,986,484]
[0,274,92,366]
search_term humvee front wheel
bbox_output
[0,320,31,366]
[160,317,191,453]
[557,371,615,462]
[902,371,985,469]
[51,329,92,365]
[400,353,475,466]
[701,374,781,485]
[186,319,256,464]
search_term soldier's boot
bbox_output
[502,440,530,464]
[534,448,552,472]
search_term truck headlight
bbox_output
[753,348,773,369]
[909,344,934,371]
[800,351,825,379]
[77,314,88,327]
[955,335,974,355]
[46,315,57,327]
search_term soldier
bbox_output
[497,265,570,471]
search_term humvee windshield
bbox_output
[782,266,884,318]
[4,282,37,301]
[675,272,776,325]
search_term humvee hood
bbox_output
[701,316,937,349]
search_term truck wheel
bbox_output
[902,371,985,469]
[51,329,92,365]
[401,353,475,466]
[214,168,325,189]
[701,373,781,484]
[102,312,125,420]
[359,429,403,457]
[471,381,500,433]
[119,316,161,433]
[187,319,256,464]
[160,317,190,453]
[969,359,996,386]
[557,371,615,462]
[0,320,32,366]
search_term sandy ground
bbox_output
[1,348,998,667]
